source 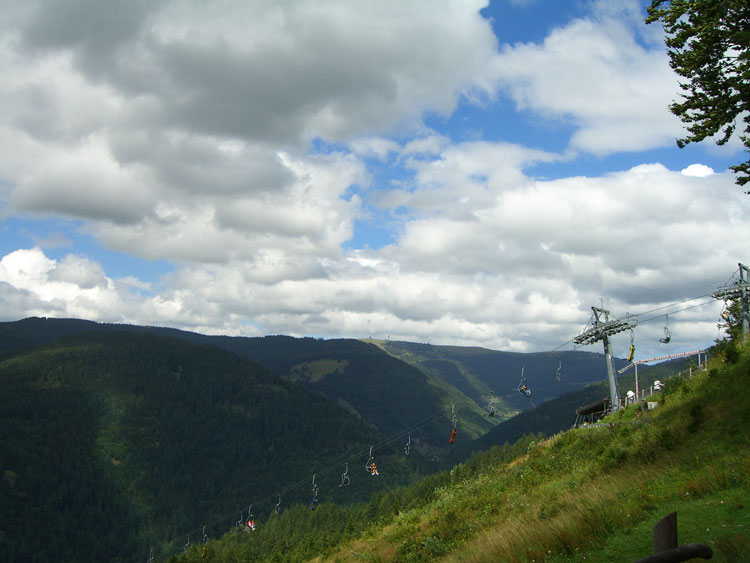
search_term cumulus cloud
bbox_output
[0,247,256,335]
[491,6,683,154]
[0,248,117,321]
[0,0,745,362]
[1,0,501,262]
[681,164,714,177]
[3,159,745,358]
[13,0,497,144]
[47,254,107,289]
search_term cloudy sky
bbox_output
[1,0,748,360]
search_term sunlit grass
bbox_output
[321,343,749,562]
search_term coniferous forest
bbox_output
[2,317,737,562]
[0,329,428,561]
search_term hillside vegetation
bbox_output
[182,341,748,562]
[445,352,703,467]
[0,318,497,449]
[370,340,632,417]
[0,331,431,562]
[3,318,639,452]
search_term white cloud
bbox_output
[0,248,119,321]
[0,0,745,362]
[1,0,501,262]
[48,254,107,289]
[681,164,714,177]
[12,0,498,144]
[348,137,400,161]
[2,160,745,359]
[491,5,684,154]
[9,135,156,224]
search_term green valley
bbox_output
[1,317,746,562]
[167,341,749,562]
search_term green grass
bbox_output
[175,342,748,562]
[571,487,749,563]
[318,342,750,562]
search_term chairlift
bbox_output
[555,357,562,382]
[518,366,532,397]
[274,494,281,515]
[485,398,496,418]
[659,315,671,344]
[404,433,411,455]
[366,446,379,476]
[720,306,733,323]
[201,526,208,559]
[310,474,319,511]
[246,505,256,531]
[234,511,243,533]
[339,463,350,487]
[449,404,457,444]
[627,329,635,362]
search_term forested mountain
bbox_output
[0,318,495,448]
[163,342,750,562]
[0,331,429,562]
[371,339,630,413]
[1,318,637,449]
[0,317,724,562]
[198,334,496,445]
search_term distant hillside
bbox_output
[201,334,496,445]
[177,341,749,562]
[0,318,495,448]
[0,331,430,562]
[370,339,631,413]
[323,343,750,562]
[444,353,699,465]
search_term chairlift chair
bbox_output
[659,315,671,344]
[339,463,350,487]
[310,474,319,511]
[485,398,496,417]
[627,329,635,362]
[518,366,532,397]
[366,446,379,476]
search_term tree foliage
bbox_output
[0,318,496,448]
[647,0,750,190]
[0,332,429,562]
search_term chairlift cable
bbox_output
[150,270,740,561]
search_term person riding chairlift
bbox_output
[519,384,532,397]
[449,428,456,444]
[369,462,379,476]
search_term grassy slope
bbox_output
[321,343,750,562]
[443,354,698,468]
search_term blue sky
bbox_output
[1,0,747,360]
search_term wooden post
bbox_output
[634,512,713,563]
[654,511,678,553]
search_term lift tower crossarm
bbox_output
[711,263,750,338]
[573,307,636,413]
